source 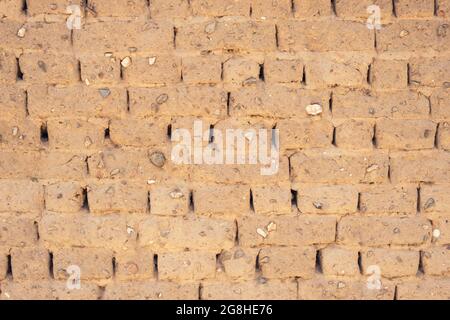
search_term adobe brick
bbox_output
[10,247,50,281]
[194,184,250,216]
[139,216,236,251]
[115,249,154,280]
[0,51,17,84]
[338,216,432,246]
[296,185,358,214]
[334,119,375,149]
[320,246,359,276]
[410,57,450,87]
[298,278,395,300]
[397,279,450,299]
[176,20,276,52]
[150,185,190,216]
[278,20,374,51]
[19,53,79,84]
[290,149,389,184]
[251,0,292,18]
[27,85,127,119]
[395,0,435,17]
[333,89,430,119]
[45,181,84,213]
[47,119,107,150]
[278,119,333,149]
[0,217,38,247]
[182,55,222,84]
[158,251,216,281]
[361,248,420,278]
[122,56,181,85]
[0,180,43,213]
[251,185,292,215]
[238,215,336,247]
[359,185,417,214]
[53,248,113,280]
[202,279,297,300]
[259,247,316,279]
[73,21,174,53]
[371,59,408,89]
[390,151,450,183]
[264,58,303,84]
[80,55,121,85]
[293,0,332,18]
[190,0,251,16]
[218,247,257,280]
[88,181,148,214]
[40,212,131,249]
[420,185,450,214]
[129,85,227,118]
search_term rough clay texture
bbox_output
[0,0,450,300]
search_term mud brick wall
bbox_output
[0,0,449,300]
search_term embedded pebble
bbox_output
[110,168,120,176]
[257,228,268,238]
[156,94,169,105]
[17,27,26,38]
[170,189,184,199]
[423,198,435,210]
[12,127,19,136]
[266,222,277,232]
[148,57,157,65]
[204,22,216,34]
[433,229,441,238]
[84,136,93,147]
[121,57,132,68]
[400,30,409,37]
[366,164,379,173]
[313,201,323,209]
[99,88,111,98]
[149,151,166,167]
[305,104,323,116]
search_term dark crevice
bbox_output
[153,254,159,279]
[407,63,411,85]
[85,156,90,175]
[126,90,131,112]
[189,190,195,212]
[372,124,377,147]
[315,251,323,273]
[226,92,231,116]
[331,127,337,146]
[98,286,106,300]
[291,189,298,209]
[275,25,279,48]
[394,286,398,300]
[255,250,261,273]
[173,27,178,49]
[34,221,40,240]
[328,92,333,113]
[167,124,172,140]
[249,4,252,17]
[434,0,439,16]
[209,124,215,143]
[374,30,378,50]
[49,252,54,279]
[417,252,425,275]
[417,186,421,213]
[291,0,295,14]
[112,257,116,277]
[358,252,363,274]
[22,0,28,14]
[392,0,397,17]
[78,60,82,82]
[82,187,90,212]
[147,191,151,213]
[258,64,265,82]
[104,127,110,140]
[249,189,255,212]
[434,123,440,149]
[331,0,337,16]
[16,58,23,81]
[198,283,203,300]
[7,255,13,278]
[367,63,372,84]
[24,90,29,116]
[40,123,49,144]
[288,155,292,178]
[220,62,224,81]
[357,192,362,211]
[234,219,239,246]
[301,65,307,85]
[180,68,184,82]
[387,164,391,182]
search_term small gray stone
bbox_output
[99,88,111,98]
[149,151,166,167]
